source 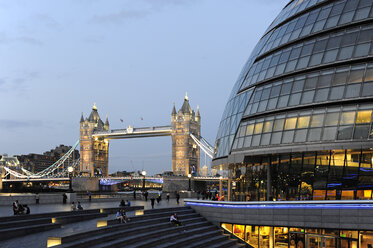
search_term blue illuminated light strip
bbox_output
[185,202,373,209]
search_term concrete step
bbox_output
[144,206,189,214]
[208,238,243,248]
[96,221,212,248]
[183,233,231,248]
[0,223,61,241]
[156,229,222,248]
[0,217,52,229]
[128,225,217,248]
[103,211,199,227]
[55,215,204,247]
[55,212,108,224]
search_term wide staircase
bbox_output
[49,206,245,248]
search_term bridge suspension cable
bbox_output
[189,133,214,159]
[2,140,80,179]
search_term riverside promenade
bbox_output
[0,198,186,248]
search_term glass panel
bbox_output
[233,224,245,240]
[282,130,295,143]
[345,84,361,98]
[362,82,373,96]
[354,125,370,139]
[245,225,259,248]
[259,226,270,248]
[308,128,322,141]
[337,125,353,140]
[340,111,355,125]
[325,113,339,126]
[254,122,263,134]
[273,119,285,131]
[285,117,297,130]
[263,121,273,133]
[329,86,345,100]
[311,114,324,127]
[297,116,310,128]
[275,227,288,248]
[294,129,308,142]
[356,110,372,123]
[246,124,254,135]
[301,90,315,104]
[323,127,337,140]
[314,88,329,102]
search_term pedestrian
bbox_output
[133,190,136,200]
[176,192,180,204]
[25,205,30,214]
[77,201,83,210]
[197,191,200,200]
[62,193,67,204]
[87,191,91,202]
[144,191,148,201]
[120,199,126,207]
[35,193,40,204]
[71,201,76,211]
[150,197,155,209]
[166,193,170,202]
[170,213,183,226]
[126,200,131,206]
[12,200,19,215]
[116,209,125,223]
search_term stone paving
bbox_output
[0,198,187,248]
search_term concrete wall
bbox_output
[185,199,373,231]
[72,177,99,192]
[163,176,190,192]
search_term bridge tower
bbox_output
[171,93,201,176]
[79,104,109,177]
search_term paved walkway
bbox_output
[0,199,187,248]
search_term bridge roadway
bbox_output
[92,125,172,139]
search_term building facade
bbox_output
[79,104,109,177]
[171,94,201,176]
[208,0,373,246]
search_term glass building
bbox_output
[213,0,373,202]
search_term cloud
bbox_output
[0,71,39,93]
[90,9,149,25]
[0,120,43,129]
[83,35,105,43]
[0,33,43,46]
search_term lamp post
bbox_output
[142,170,146,190]
[188,173,192,191]
[219,176,223,200]
[67,166,74,192]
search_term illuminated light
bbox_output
[67,167,73,173]
[184,201,373,209]
[100,209,104,213]
[51,218,56,223]
[47,237,61,247]
[135,210,144,216]
[97,220,107,227]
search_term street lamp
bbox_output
[188,173,192,191]
[142,170,146,190]
[67,166,74,192]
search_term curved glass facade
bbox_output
[213,0,373,201]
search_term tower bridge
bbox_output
[79,94,205,177]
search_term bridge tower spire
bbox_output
[79,104,109,177]
[171,94,200,176]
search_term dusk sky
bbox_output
[0,0,288,175]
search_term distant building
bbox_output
[16,145,79,173]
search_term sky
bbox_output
[0,0,288,175]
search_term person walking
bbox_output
[176,192,180,204]
[150,197,155,209]
[144,191,148,201]
[133,190,136,200]
[87,191,92,202]
[62,193,67,204]
[35,193,40,204]
[166,193,170,202]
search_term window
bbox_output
[325,112,339,126]
[337,125,353,140]
[329,86,345,100]
[311,114,324,127]
[354,125,370,139]
[308,128,322,141]
[263,121,273,133]
[285,117,297,130]
[246,124,254,135]
[273,119,285,131]
[254,122,264,134]
[294,129,308,142]
[297,116,310,128]
[356,110,372,123]
[301,90,315,104]
[345,84,361,98]
[322,127,337,140]
[340,112,355,125]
